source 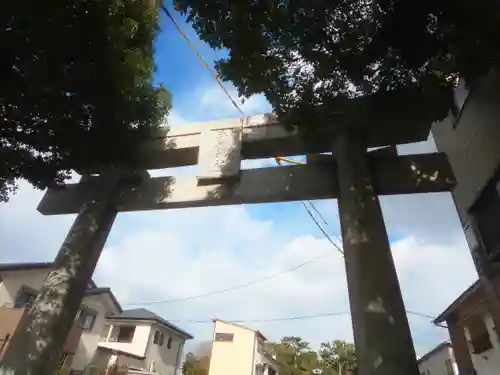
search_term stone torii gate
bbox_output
[0,114,455,375]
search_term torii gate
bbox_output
[0,114,455,375]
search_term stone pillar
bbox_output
[334,131,419,375]
[0,175,121,375]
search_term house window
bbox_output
[214,333,234,342]
[466,314,493,354]
[75,307,97,330]
[167,336,172,349]
[60,352,68,366]
[13,287,37,308]
[153,330,165,346]
[117,326,135,343]
[470,172,500,260]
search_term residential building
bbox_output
[93,308,193,375]
[0,262,193,375]
[208,319,278,375]
[431,71,500,293]
[417,342,458,375]
[434,278,500,375]
[0,262,119,373]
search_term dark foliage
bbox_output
[1,0,172,201]
[173,0,500,136]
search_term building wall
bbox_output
[432,71,500,223]
[144,324,186,375]
[463,314,500,375]
[0,269,50,305]
[99,322,152,358]
[417,345,458,375]
[208,321,256,375]
[71,294,120,371]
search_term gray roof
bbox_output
[107,308,193,339]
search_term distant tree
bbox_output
[1,0,172,201]
[182,352,210,375]
[173,0,500,138]
[267,337,318,375]
[318,341,357,375]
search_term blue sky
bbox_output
[0,6,479,358]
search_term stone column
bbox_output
[334,131,419,375]
[0,175,121,375]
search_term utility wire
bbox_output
[161,5,244,116]
[158,5,440,332]
[301,201,343,255]
[165,310,437,324]
[124,251,332,306]
[161,6,344,256]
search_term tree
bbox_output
[318,341,357,375]
[1,0,172,201]
[267,337,318,375]
[173,0,500,136]
[182,352,210,375]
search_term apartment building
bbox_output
[208,319,278,375]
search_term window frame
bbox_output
[116,325,136,343]
[469,169,500,261]
[75,307,97,331]
[214,333,234,342]
[166,336,172,349]
[13,286,38,309]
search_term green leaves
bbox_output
[1,0,171,201]
[174,0,500,137]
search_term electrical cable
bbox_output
[124,251,332,306]
[161,5,244,116]
[164,310,438,324]
[159,4,441,333]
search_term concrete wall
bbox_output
[99,322,152,358]
[208,321,256,375]
[464,314,500,375]
[417,345,458,375]
[71,294,121,371]
[432,71,500,223]
[144,324,186,375]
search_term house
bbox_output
[0,262,120,373]
[417,342,458,375]
[92,308,193,375]
[431,71,500,295]
[207,319,278,375]
[0,262,193,375]
[433,278,500,375]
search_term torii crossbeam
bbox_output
[0,114,455,375]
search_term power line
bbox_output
[307,201,344,245]
[301,201,343,255]
[161,5,244,116]
[165,310,437,324]
[124,251,332,306]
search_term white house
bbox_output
[93,308,193,375]
[0,262,193,375]
[417,342,458,375]
[208,319,278,375]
